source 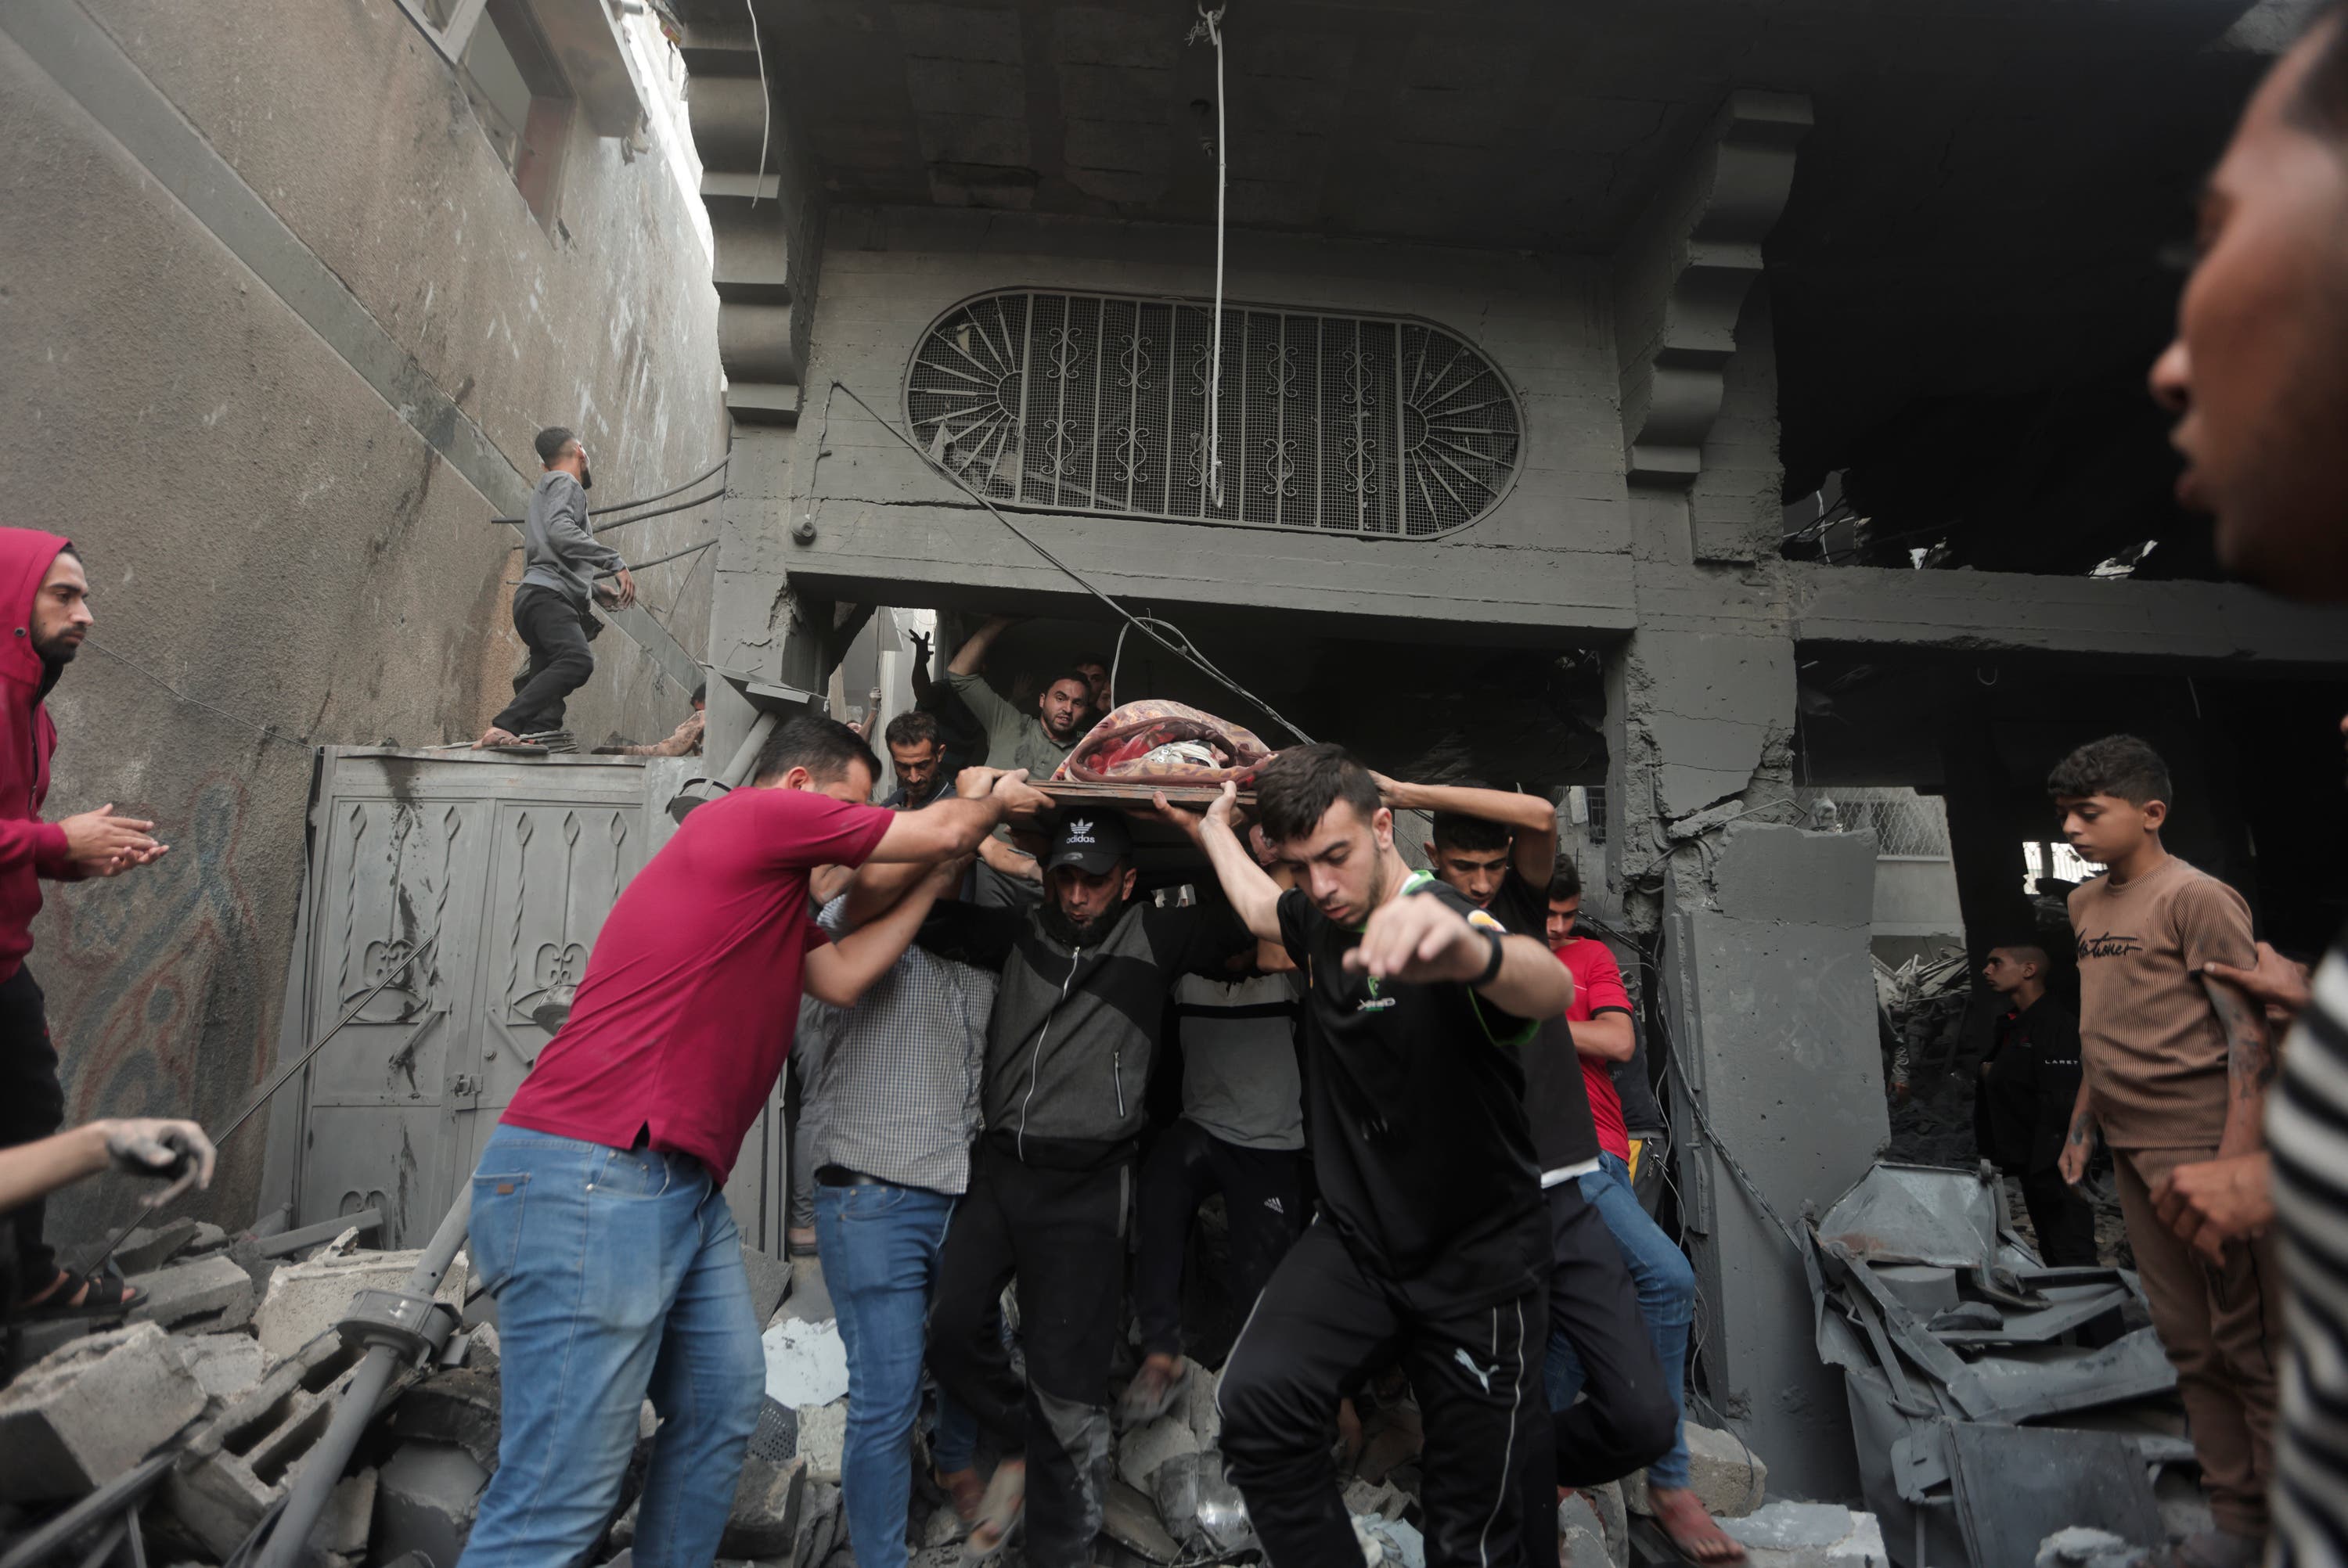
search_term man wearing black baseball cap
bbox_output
[905,807,1248,1568]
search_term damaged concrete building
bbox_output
[649,0,2348,1505]
[10,0,2348,1560]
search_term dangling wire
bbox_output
[1187,4,1229,509]
[744,0,772,207]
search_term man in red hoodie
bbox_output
[0,530,171,1316]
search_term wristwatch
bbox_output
[1475,926,1506,987]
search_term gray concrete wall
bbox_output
[1660,822,1888,1503]
[776,203,1638,636]
[0,0,722,1239]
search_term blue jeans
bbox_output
[816,1180,961,1568]
[459,1127,765,1568]
[1545,1153,1698,1488]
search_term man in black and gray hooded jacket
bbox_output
[921,810,1247,1568]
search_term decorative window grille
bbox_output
[904,290,1524,538]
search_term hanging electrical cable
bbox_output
[489,450,729,525]
[1187,3,1229,509]
[826,379,1313,746]
[744,0,772,208]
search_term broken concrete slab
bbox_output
[797,1399,847,1483]
[2036,1527,2148,1567]
[130,1253,257,1331]
[742,1243,792,1326]
[1558,1490,1611,1568]
[720,1452,806,1557]
[1717,1502,1888,1567]
[381,1368,502,1469]
[320,1467,377,1557]
[113,1216,202,1275]
[1175,1355,1220,1449]
[374,1440,490,1568]
[1584,1481,1628,1565]
[1103,1477,1182,1563]
[459,1321,500,1373]
[0,1322,207,1501]
[164,1332,373,1555]
[251,1247,468,1361]
[1115,1411,1199,1493]
[1626,1422,1767,1519]
[178,1332,268,1401]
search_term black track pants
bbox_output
[927,1144,1127,1568]
[1219,1221,1545,1568]
[1134,1119,1305,1358]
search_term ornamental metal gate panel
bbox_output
[905,290,1524,537]
[278,749,693,1247]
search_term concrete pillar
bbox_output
[1607,624,1883,1501]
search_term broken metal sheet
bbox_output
[1930,1278,2134,1347]
[1816,1163,1999,1269]
[1945,1422,2163,1568]
[1949,1329,2177,1424]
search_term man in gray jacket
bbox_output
[920,811,1247,1568]
[477,426,635,747]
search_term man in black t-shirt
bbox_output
[1399,781,1677,1559]
[1973,944,2096,1267]
[1157,746,1576,1568]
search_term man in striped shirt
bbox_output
[2144,7,2348,1559]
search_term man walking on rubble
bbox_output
[1388,779,1689,1559]
[796,783,999,1568]
[918,809,1250,1568]
[458,717,1043,1568]
[476,426,636,749]
[1974,943,2096,1267]
[0,530,172,1318]
[1158,748,1580,1568]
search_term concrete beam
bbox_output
[1788,563,2348,670]
[783,501,1639,641]
[1613,92,1811,489]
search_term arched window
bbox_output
[904,290,1522,538]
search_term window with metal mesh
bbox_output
[904,290,1522,538]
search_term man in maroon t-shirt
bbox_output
[1543,863,1739,1563]
[461,717,1043,1568]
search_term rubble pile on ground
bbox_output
[0,1223,1869,1568]
[1806,1162,2202,1568]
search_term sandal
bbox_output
[19,1267,144,1319]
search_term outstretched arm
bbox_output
[865,768,1049,864]
[2206,972,2275,1160]
[1568,1013,1635,1062]
[1349,895,1571,1020]
[947,614,1017,677]
[1374,775,1556,889]
[1154,782,1282,942]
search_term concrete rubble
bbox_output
[0,1221,1867,1568]
[1808,1160,2191,1567]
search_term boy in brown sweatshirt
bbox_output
[2051,734,2279,1568]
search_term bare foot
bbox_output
[474,726,519,750]
[935,1464,984,1524]
[963,1458,1025,1561]
[1117,1351,1186,1427]
[1650,1486,1744,1563]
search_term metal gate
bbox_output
[263,748,708,1247]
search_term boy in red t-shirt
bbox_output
[1544,860,1744,1564]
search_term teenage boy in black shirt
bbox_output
[1392,780,1677,1558]
[1974,944,2097,1267]
[1157,746,1576,1568]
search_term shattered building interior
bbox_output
[7,1,2348,1566]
